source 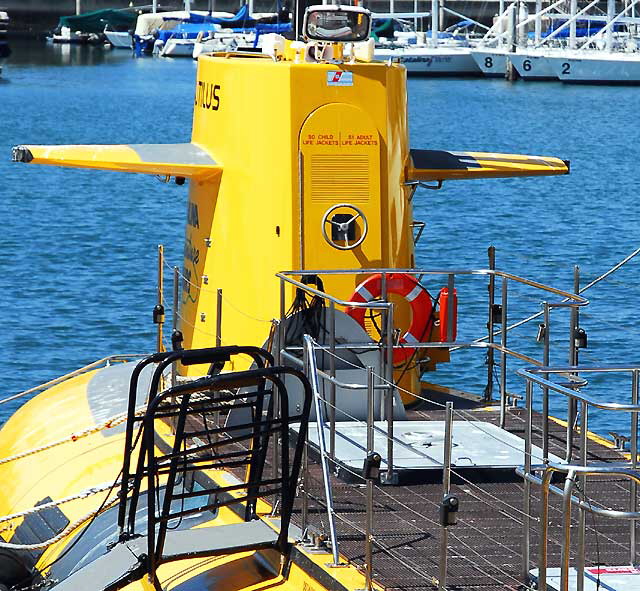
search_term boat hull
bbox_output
[470,49,508,77]
[509,52,558,80]
[548,52,640,84]
[374,46,482,75]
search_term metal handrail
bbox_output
[519,365,640,588]
[538,463,640,591]
[303,335,342,566]
[277,268,588,307]
[281,350,390,391]
[518,366,640,412]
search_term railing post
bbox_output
[171,266,179,390]
[156,244,164,353]
[499,277,508,428]
[329,301,337,460]
[485,247,496,402]
[278,278,285,366]
[539,468,553,591]
[632,369,639,565]
[576,401,588,591]
[439,401,454,591]
[561,471,577,591]
[522,379,533,580]
[385,301,395,483]
[566,266,580,462]
[542,302,550,460]
[301,344,310,542]
[216,288,223,347]
[303,335,341,566]
[365,366,375,591]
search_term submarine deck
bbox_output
[188,397,631,591]
[290,405,630,591]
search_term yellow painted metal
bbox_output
[181,57,414,375]
[14,143,222,179]
[408,149,569,181]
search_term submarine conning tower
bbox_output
[182,51,413,367]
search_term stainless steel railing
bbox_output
[518,365,640,589]
[537,464,640,591]
[277,267,587,439]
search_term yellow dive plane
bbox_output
[3,5,568,591]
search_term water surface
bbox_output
[1,41,638,436]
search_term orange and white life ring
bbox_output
[346,273,433,364]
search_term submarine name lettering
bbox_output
[194,81,221,111]
[184,237,200,266]
[187,202,200,229]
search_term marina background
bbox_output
[1,41,638,438]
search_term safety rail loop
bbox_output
[518,365,640,588]
[302,334,342,566]
[535,464,640,591]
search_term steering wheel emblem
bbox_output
[321,203,368,250]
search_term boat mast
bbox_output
[534,0,542,43]
[569,0,577,48]
[76,0,81,15]
[606,0,615,50]
[498,0,505,46]
[431,0,439,46]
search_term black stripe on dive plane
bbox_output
[410,149,482,171]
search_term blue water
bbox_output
[1,41,639,436]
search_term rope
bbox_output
[0,355,145,407]
[0,482,119,527]
[0,407,145,467]
[0,495,119,551]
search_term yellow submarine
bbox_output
[2,5,570,591]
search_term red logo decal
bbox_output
[332,72,342,82]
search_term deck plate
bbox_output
[530,566,640,590]
[296,420,563,482]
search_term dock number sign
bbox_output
[327,71,353,86]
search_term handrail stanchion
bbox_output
[216,288,223,347]
[522,379,533,580]
[439,401,454,591]
[539,468,554,591]
[330,301,337,460]
[576,401,588,591]
[275,278,286,479]
[542,302,550,460]
[561,470,577,591]
[567,266,580,462]
[499,277,508,428]
[303,335,341,566]
[156,244,164,353]
[301,345,310,542]
[385,301,395,483]
[632,369,639,565]
[365,366,375,591]
[485,247,496,402]
[171,266,179,392]
[278,277,285,366]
